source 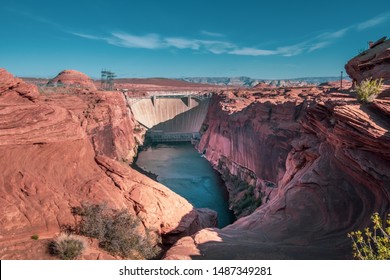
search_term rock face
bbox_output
[165,86,390,259]
[47,70,97,90]
[0,69,215,259]
[345,37,390,85]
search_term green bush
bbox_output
[31,234,39,240]
[49,234,85,260]
[75,203,159,259]
[355,78,383,103]
[348,213,390,260]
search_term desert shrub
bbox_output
[49,234,85,260]
[76,203,107,240]
[75,203,159,259]
[355,78,383,103]
[348,213,390,260]
[31,234,39,240]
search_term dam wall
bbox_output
[127,94,211,142]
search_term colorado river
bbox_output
[136,142,235,228]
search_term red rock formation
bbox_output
[0,69,215,259]
[345,36,390,85]
[48,70,97,90]
[165,86,390,259]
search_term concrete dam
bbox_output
[127,92,211,142]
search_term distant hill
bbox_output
[178,76,350,87]
[113,78,212,87]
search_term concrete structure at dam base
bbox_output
[127,92,211,143]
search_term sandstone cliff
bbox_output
[0,69,215,259]
[345,36,390,85]
[166,85,390,259]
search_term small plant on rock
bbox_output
[49,234,86,260]
[355,78,383,103]
[31,234,39,240]
[348,212,390,260]
[75,203,160,259]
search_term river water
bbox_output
[135,142,235,228]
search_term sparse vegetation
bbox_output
[232,184,263,218]
[355,78,383,103]
[348,213,390,260]
[218,158,262,218]
[31,234,39,240]
[49,234,85,260]
[74,203,160,259]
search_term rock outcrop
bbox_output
[165,86,390,259]
[47,70,97,90]
[345,36,390,85]
[0,69,214,259]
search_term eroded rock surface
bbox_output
[165,86,390,259]
[0,69,214,259]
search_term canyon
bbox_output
[1,38,389,260]
[0,69,216,259]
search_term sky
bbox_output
[0,0,389,79]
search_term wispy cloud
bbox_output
[357,12,390,30]
[71,32,101,40]
[15,6,389,58]
[71,30,334,57]
[165,37,200,49]
[308,42,329,52]
[108,33,162,49]
[201,30,225,37]
[229,48,277,56]
[318,27,350,39]
[71,31,239,55]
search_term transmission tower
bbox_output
[101,69,116,90]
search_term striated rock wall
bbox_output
[0,69,215,259]
[198,91,304,216]
[166,87,390,259]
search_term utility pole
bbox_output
[340,71,343,89]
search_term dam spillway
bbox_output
[127,92,211,142]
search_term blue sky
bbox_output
[1,0,389,79]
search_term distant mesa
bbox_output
[47,70,96,90]
[252,82,276,89]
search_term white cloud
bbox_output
[229,47,276,56]
[199,40,236,54]
[165,38,200,49]
[71,30,330,57]
[319,27,350,39]
[71,11,389,56]
[108,32,162,49]
[71,32,101,40]
[357,12,390,30]
[308,42,329,52]
[201,30,225,37]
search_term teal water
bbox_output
[136,142,235,228]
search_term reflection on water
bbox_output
[136,142,235,228]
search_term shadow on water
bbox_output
[135,142,235,228]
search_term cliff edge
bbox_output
[165,80,390,259]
